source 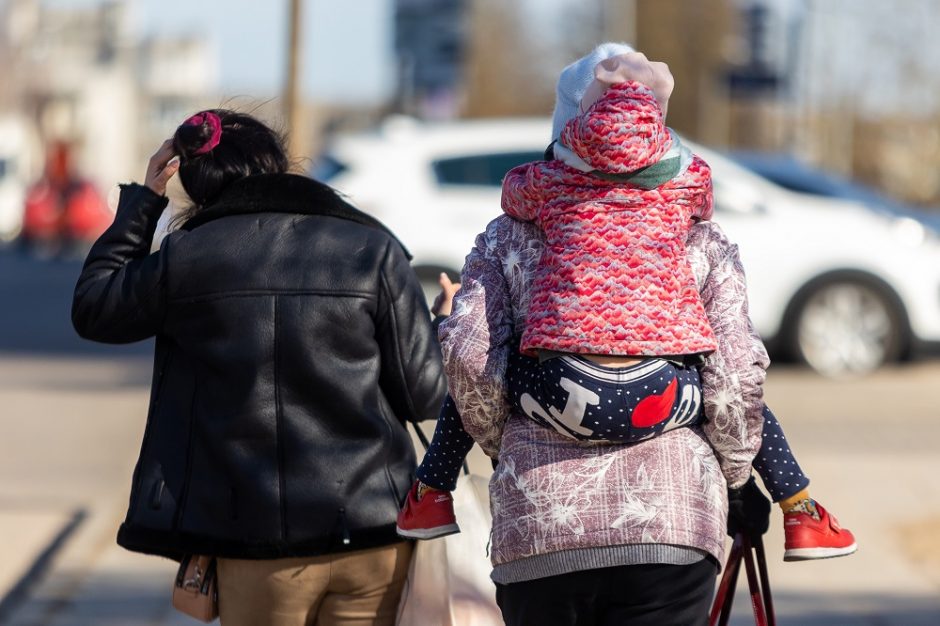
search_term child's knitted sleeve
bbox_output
[500,161,546,223]
[681,155,715,222]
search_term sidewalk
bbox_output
[1,356,939,625]
[0,509,74,618]
[0,356,156,625]
[729,362,940,625]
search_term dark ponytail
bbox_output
[172,109,289,213]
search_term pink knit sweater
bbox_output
[501,81,718,357]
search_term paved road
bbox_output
[734,362,940,625]
[1,248,939,625]
[0,249,150,357]
[0,248,153,625]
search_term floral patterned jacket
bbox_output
[438,216,769,569]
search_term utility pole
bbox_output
[634,0,734,142]
[284,0,304,160]
[600,0,636,45]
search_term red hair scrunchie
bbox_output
[183,111,223,155]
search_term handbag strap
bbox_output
[709,534,776,626]
[200,558,218,595]
[412,420,432,450]
[174,555,192,588]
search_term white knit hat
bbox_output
[551,42,635,141]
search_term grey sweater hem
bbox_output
[491,544,707,584]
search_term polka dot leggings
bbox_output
[416,394,474,492]
[753,405,810,502]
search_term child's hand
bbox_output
[581,52,674,118]
[430,273,461,317]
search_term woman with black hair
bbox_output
[72,110,446,625]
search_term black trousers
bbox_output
[495,558,718,626]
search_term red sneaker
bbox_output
[783,500,857,561]
[396,481,460,540]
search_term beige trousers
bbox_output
[217,542,412,626]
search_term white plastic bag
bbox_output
[396,473,501,626]
[396,533,452,625]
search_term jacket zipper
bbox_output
[376,402,405,506]
[172,380,199,531]
[149,480,165,510]
[338,508,351,545]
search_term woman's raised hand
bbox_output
[144,138,180,196]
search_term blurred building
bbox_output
[403,0,939,206]
[394,0,468,119]
[0,0,218,193]
[541,0,940,208]
[721,0,940,206]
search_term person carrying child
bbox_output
[398,43,856,564]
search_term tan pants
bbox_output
[217,542,412,626]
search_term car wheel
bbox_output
[790,279,905,377]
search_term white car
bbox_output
[314,117,940,376]
[0,118,29,243]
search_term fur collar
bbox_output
[181,173,411,259]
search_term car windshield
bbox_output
[734,152,940,232]
[310,154,347,182]
[433,151,545,187]
[732,152,914,215]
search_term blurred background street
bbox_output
[1,0,939,624]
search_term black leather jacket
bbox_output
[72,174,446,559]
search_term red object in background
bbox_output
[62,181,110,241]
[21,141,112,245]
[47,141,71,187]
[22,182,60,242]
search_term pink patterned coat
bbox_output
[438,217,769,569]
[501,81,718,357]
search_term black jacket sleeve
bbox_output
[375,240,447,423]
[71,184,170,344]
